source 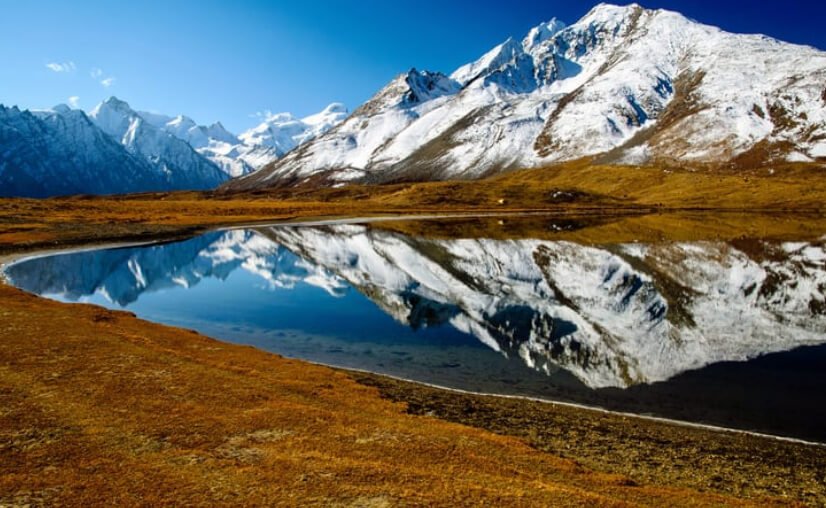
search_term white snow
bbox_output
[238,3,826,189]
[264,226,826,389]
[239,103,349,160]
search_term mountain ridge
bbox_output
[225,2,826,192]
[0,97,348,197]
[0,104,166,197]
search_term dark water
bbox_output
[5,218,826,441]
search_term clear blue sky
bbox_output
[1,0,823,133]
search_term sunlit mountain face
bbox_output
[6,220,826,440]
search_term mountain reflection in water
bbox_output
[6,220,826,440]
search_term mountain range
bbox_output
[0,97,348,197]
[227,2,826,191]
[3,3,825,197]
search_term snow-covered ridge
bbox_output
[239,103,349,158]
[228,2,826,190]
[0,97,348,196]
[139,101,348,178]
[0,104,168,197]
[89,97,228,188]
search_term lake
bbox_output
[5,215,826,442]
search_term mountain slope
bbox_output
[89,98,228,190]
[139,111,278,178]
[226,3,826,191]
[239,103,349,157]
[139,103,348,178]
[0,104,167,197]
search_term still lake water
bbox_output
[5,216,826,441]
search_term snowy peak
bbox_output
[89,96,227,189]
[205,121,234,141]
[226,3,826,192]
[402,69,461,105]
[132,108,259,177]
[582,2,643,22]
[451,38,523,86]
[51,103,73,115]
[89,96,141,141]
[238,103,349,157]
[303,102,348,127]
[522,17,567,51]
[97,95,132,113]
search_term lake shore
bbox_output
[2,191,826,505]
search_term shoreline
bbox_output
[3,213,825,448]
[2,205,826,504]
[330,364,826,448]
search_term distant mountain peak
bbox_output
[99,95,133,112]
[451,37,522,86]
[51,104,72,114]
[586,2,643,18]
[238,103,349,158]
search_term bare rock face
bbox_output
[227,3,826,192]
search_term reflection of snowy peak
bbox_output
[5,230,344,306]
[7,226,825,389]
[266,226,826,388]
[199,230,346,296]
[229,3,826,191]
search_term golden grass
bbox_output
[1,162,825,505]
[1,161,825,253]
[0,285,765,506]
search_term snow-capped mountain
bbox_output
[0,96,348,196]
[0,104,167,197]
[88,97,228,189]
[227,3,826,191]
[239,103,349,158]
[8,225,826,389]
[138,110,278,178]
[137,102,347,178]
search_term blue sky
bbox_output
[1,0,824,133]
